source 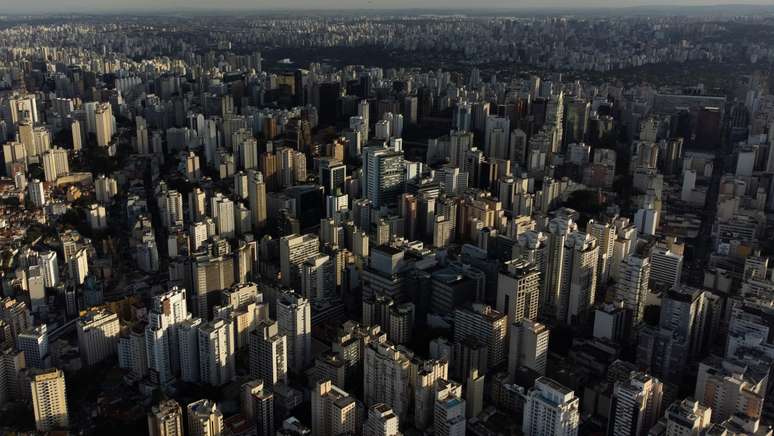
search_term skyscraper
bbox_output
[17,324,49,369]
[145,287,189,385]
[186,399,223,436]
[311,380,359,436]
[197,318,236,387]
[148,399,184,436]
[508,319,549,377]
[434,379,466,436]
[615,255,651,324]
[276,292,312,374]
[453,304,508,369]
[364,341,412,421]
[30,368,69,432]
[364,403,400,436]
[76,306,120,366]
[522,377,580,436]
[364,146,405,208]
[608,372,664,436]
[248,169,268,233]
[249,320,288,385]
[279,233,320,289]
[241,379,274,436]
[664,399,712,435]
[497,259,541,324]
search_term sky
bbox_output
[2,0,774,14]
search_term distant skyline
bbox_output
[4,0,774,14]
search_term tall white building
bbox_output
[247,169,268,232]
[118,324,148,381]
[95,174,118,204]
[453,304,508,369]
[41,147,69,182]
[414,359,449,430]
[363,146,405,208]
[210,193,235,239]
[365,403,400,436]
[277,292,312,374]
[312,380,359,436]
[649,239,684,290]
[249,320,288,385]
[17,324,49,369]
[608,372,663,436]
[186,399,223,436]
[145,287,189,385]
[615,255,651,323]
[523,377,580,436]
[664,398,712,435]
[241,379,274,436]
[95,102,114,147]
[28,178,46,208]
[159,189,184,228]
[31,368,69,432]
[76,306,120,366]
[508,319,549,377]
[197,318,236,386]
[364,341,412,421]
[279,233,320,288]
[38,250,59,288]
[497,259,541,324]
[434,379,466,436]
[148,399,184,436]
[178,318,202,383]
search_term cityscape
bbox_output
[0,4,773,436]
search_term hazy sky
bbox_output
[3,0,774,13]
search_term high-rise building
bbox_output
[41,147,69,182]
[277,292,312,374]
[0,297,31,344]
[608,372,663,436]
[159,189,184,228]
[522,377,580,436]
[95,102,114,147]
[508,319,549,377]
[17,324,49,369]
[241,379,274,436]
[364,341,412,421]
[497,259,541,324]
[191,254,235,319]
[694,355,768,423]
[28,178,46,208]
[414,359,449,430]
[145,287,189,385]
[188,187,207,222]
[365,403,400,436]
[637,285,719,382]
[434,379,466,436]
[311,380,359,436]
[453,304,507,369]
[197,318,236,386]
[210,193,235,239]
[249,320,288,385]
[30,368,69,432]
[148,399,184,436]
[178,318,202,383]
[664,399,712,435]
[649,238,684,290]
[118,322,148,381]
[186,399,223,436]
[615,255,651,324]
[95,174,118,204]
[364,146,405,208]
[76,306,120,366]
[280,233,320,289]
